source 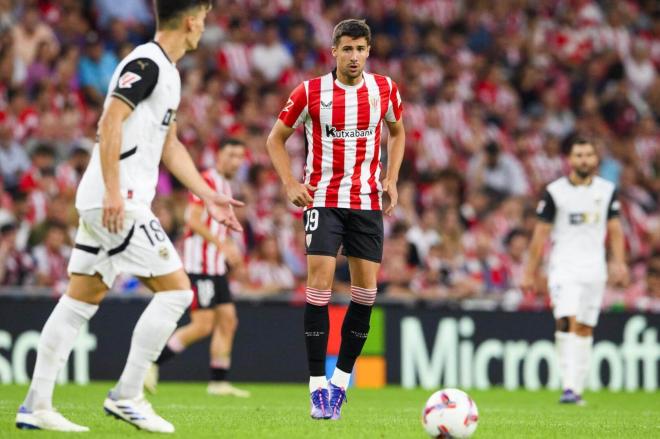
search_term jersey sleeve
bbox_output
[607,189,621,219]
[111,58,159,109]
[385,79,403,122]
[278,83,308,128]
[536,189,557,223]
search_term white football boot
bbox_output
[144,363,159,395]
[207,381,251,397]
[16,406,89,432]
[103,393,174,433]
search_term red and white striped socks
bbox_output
[306,287,332,306]
[350,286,377,306]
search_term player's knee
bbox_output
[307,277,333,291]
[556,317,570,332]
[200,320,215,337]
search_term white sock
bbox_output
[573,335,593,396]
[330,368,351,389]
[555,331,576,391]
[309,376,327,393]
[113,290,192,399]
[23,295,98,411]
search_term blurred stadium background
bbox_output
[0,0,658,399]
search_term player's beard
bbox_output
[575,167,593,179]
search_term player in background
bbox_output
[521,139,628,405]
[144,138,250,398]
[16,0,243,433]
[266,19,405,420]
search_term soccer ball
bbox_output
[421,388,479,438]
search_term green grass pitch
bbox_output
[1,383,658,438]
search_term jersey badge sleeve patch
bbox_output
[118,72,142,89]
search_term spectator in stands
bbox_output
[406,209,441,264]
[56,146,90,199]
[0,222,34,287]
[93,0,152,31]
[467,141,529,197]
[502,228,529,288]
[31,221,71,293]
[78,32,118,105]
[250,20,292,83]
[18,144,55,190]
[464,230,509,296]
[381,223,416,297]
[629,252,660,312]
[411,241,478,300]
[244,236,295,295]
[11,5,58,70]
[0,112,30,190]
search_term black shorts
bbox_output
[303,207,384,263]
[189,273,232,310]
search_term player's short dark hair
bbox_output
[219,138,245,150]
[332,19,371,46]
[153,0,212,30]
[566,137,596,155]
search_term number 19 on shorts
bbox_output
[305,209,319,232]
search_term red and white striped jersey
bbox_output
[183,168,232,276]
[278,71,403,210]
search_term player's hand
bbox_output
[204,193,245,233]
[103,189,125,234]
[285,181,316,207]
[608,261,629,287]
[382,178,398,216]
[519,271,536,293]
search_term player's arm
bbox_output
[187,203,222,248]
[161,123,244,232]
[100,57,159,233]
[266,83,315,208]
[266,120,315,207]
[98,98,133,234]
[520,189,555,292]
[606,190,629,286]
[382,80,405,216]
[383,117,405,216]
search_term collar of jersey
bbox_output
[151,40,173,64]
[334,76,365,91]
[566,175,594,187]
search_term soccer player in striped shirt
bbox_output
[145,139,250,398]
[266,19,405,420]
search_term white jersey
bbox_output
[76,41,181,211]
[537,176,620,281]
[183,169,231,276]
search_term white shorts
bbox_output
[68,208,182,287]
[548,278,606,327]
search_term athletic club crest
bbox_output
[369,95,380,110]
[306,233,312,247]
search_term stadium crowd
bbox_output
[0,0,658,312]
